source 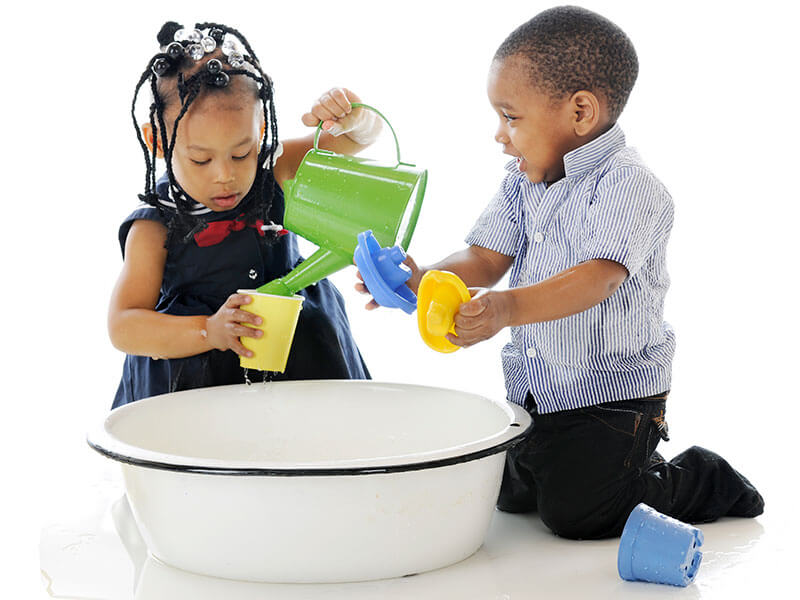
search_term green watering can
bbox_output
[257,104,427,297]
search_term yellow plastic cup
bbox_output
[237,289,305,372]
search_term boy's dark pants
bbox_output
[497,393,764,539]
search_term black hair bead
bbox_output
[166,42,184,60]
[152,57,171,76]
[209,28,224,43]
[210,71,230,87]
[206,59,223,74]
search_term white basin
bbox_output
[87,380,531,583]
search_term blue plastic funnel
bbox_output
[354,230,417,314]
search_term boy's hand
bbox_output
[354,255,424,311]
[301,88,381,145]
[448,288,514,347]
[205,293,263,357]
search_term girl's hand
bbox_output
[448,288,515,348]
[355,255,424,311]
[205,293,263,357]
[301,88,381,145]
[354,270,380,311]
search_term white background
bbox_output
[3,0,799,596]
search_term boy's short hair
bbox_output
[495,6,638,122]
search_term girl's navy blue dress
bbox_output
[113,175,369,408]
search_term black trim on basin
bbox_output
[87,420,532,477]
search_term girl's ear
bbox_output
[142,122,165,158]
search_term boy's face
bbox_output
[166,95,262,212]
[487,55,576,184]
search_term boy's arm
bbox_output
[450,258,627,347]
[506,259,627,325]
[357,245,514,310]
[418,245,514,291]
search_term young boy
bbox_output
[360,6,764,539]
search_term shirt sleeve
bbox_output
[464,171,525,256]
[118,205,165,258]
[581,167,674,277]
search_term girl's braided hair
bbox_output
[131,21,280,246]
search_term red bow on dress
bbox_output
[193,217,288,247]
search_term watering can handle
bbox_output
[313,103,404,166]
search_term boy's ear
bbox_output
[142,122,165,159]
[570,90,601,137]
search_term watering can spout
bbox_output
[256,278,294,297]
[256,247,351,296]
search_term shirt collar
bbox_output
[502,123,625,178]
[563,123,626,178]
[156,172,212,216]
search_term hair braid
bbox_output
[147,100,157,201]
[131,57,160,202]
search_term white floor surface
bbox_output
[38,456,793,600]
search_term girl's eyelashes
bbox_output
[502,112,518,122]
[189,150,251,166]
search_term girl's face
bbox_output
[487,56,576,185]
[168,95,262,212]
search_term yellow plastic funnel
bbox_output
[416,271,471,353]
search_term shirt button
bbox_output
[533,232,545,243]
[525,347,537,358]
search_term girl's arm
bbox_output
[108,220,261,359]
[273,130,366,188]
[273,88,376,188]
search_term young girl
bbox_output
[109,21,380,408]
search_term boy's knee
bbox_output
[539,500,627,540]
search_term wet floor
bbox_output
[39,463,791,599]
